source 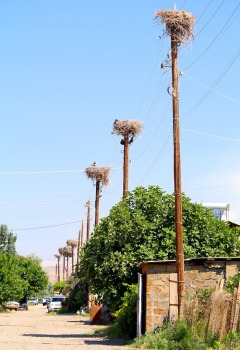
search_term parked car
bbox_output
[43,297,51,306]
[29,297,38,305]
[19,297,28,310]
[48,295,65,313]
[4,301,20,311]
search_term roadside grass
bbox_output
[47,311,57,316]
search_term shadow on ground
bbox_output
[23,333,126,346]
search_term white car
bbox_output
[48,295,65,313]
[29,297,38,305]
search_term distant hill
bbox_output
[41,261,57,284]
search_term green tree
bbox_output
[78,186,240,309]
[0,224,17,255]
[0,254,48,304]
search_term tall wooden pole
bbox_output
[63,255,65,280]
[81,218,84,245]
[71,247,74,274]
[86,202,90,239]
[171,32,185,317]
[57,256,60,282]
[123,133,129,199]
[95,181,100,226]
[77,229,81,265]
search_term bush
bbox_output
[101,284,137,340]
[133,319,218,350]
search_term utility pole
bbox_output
[123,133,130,198]
[112,119,143,199]
[155,9,195,318]
[86,201,90,240]
[171,30,184,318]
[77,229,81,265]
[95,181,100,226]
[81,218,84,245]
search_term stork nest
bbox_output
[58,248,63,255]
[155,10,195,44]
[85,166,111,185]
[54,254,61,259]
[112,120,143,137]
[62,246,73,256]
[66,239,78,247]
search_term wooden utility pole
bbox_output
[63,255,65,280]
[80,219,84,245]
[171,30,184,318]
[123,133,130,199]
[95,182,100,226]
[77,229,81,265]
[86,201,90,239]
[54,254,61,282]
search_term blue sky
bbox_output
[1,0,240,262]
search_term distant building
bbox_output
[201,203,230,221]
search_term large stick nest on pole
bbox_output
[58,248,63,255]
[85,165,111,185]
[155,10,195,44]
[112,120,143,138]
[62,246,73,257]
[66,239,78,248]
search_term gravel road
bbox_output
[0,304,132,350]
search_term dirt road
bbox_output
[0,304,132,350]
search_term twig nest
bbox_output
[62,246,73,256]
[66,239,78,247]
[85,165,111,185]
[54,254,61,259]
[112,120,143,138]
[58,248,63,255]
[155,10,195,44]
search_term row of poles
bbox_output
[54,8,195,319]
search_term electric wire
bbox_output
[182,128,240,143]
[182,47,240,124]
[184,2,240,71]
[184,73,240,105]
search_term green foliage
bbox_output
[63,281,88,311]
[0,254,48,304]
[0,224,17,255]
[113,284,138,339]
[197,288,213,304]
[78,186,240,309]
[225,272,240,293]
[53,280,70,294]
[133,319,218,350]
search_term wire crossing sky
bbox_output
[0,0,240,261]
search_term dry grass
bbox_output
[185,289,232,339]
[155,10,195,44]
[112,119,143,138]
[85,165,111,185]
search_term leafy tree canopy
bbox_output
[0,224,17,255]
[0,254,48,304]
[78,186,240,309]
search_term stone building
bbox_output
[138,257,240,333]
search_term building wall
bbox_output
[143,259,240,332]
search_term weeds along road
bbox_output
[0,304,131,350]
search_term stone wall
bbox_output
[141,258,240,332]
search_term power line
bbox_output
[182,128,240,143]
[184,73,240,105]
[184,1,240,71]
[11,220,83,231]
[182,47,240,123]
